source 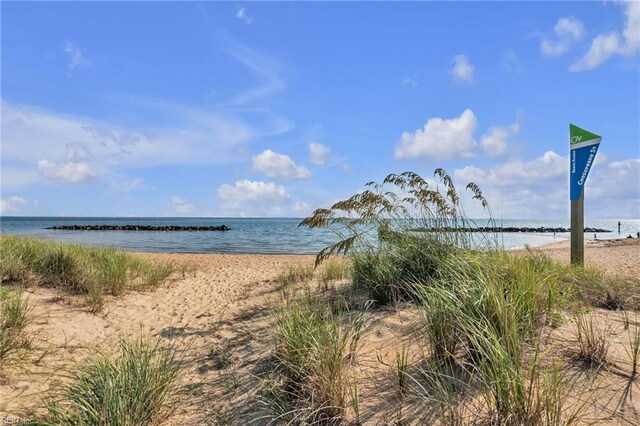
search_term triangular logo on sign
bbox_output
[570,124,601,145]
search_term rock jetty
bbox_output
[412,226,611,233]
[46,225,230,232]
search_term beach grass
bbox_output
[300,169,496,305]
[270,291,364,423]
[0,236,175,312]
[284,169,615,423]
[0,286,31,365]
[573,312,611,369]
[411,248,583,424]
[31,334,182,426]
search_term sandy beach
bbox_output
[1,239,639,423]
[525,237,639,277]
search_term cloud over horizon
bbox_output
[394,109,521,161]
[0,196,28,213]
[252,149,311,180]
[454,153,639,219]
[217,179,292,216]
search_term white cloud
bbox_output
[308,142,330,166]
[570,2,640,71]
[455,151,565,188]
[480,127,510,157]
[3,35,293,196]
[453,152,640,219]
[451,54,474,84]
[395,109,478,160]
[588,158,640,199]
[556,16,586,39]
[0,196,28,213]
[395,109,522,160]
[218,179,289,203]
[37,159,98,183]
[540,17,585,57]
[63,41,90,70]
[217,179,290,216]
[236,8,253,24]
[252,149,311,180]
[167,196,197,215]
[620,0,640,54]
[570,33,621,71]
[1,99,293,190]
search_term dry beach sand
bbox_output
[1,238,639,424]
[531,237,639,278]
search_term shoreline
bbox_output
[131,237,639,279]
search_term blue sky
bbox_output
[1,1,639,219]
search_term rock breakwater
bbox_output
[46,225,231,232]
[412,226,611,233]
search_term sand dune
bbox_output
[1,240,638,423]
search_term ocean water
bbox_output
[0,216,638,254]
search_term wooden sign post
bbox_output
[570,192,584,265]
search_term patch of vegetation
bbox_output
[0,287,31,364]
[301,169,496,304]
[270,292,364,424]
[573,313,610,369]
[414,248,582,424]
[31,335,182,426]
[318,258,352,291]
[0,236,175,312]
[289,169,602,424]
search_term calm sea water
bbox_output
[1,216,638,254]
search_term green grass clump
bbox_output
[272,293,363,423]
[416,250,580,424]
[0,236,175,311]
[33,335,181,426]
[275,264,315,302]
[0,287,31,364]
[301,169,497,305]
[318,258,352,291]
[573,313,610,369]
[352,234,455,304]
[0,251,29,284]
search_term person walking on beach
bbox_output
[618,221,622,233]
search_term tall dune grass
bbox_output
[32,335,181,426]
[291,169,603,423]
[271,292,364,423]
[0,236,175,311]
[0,287,31,364]
[300,169,496,304]
[413,249,584,424]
